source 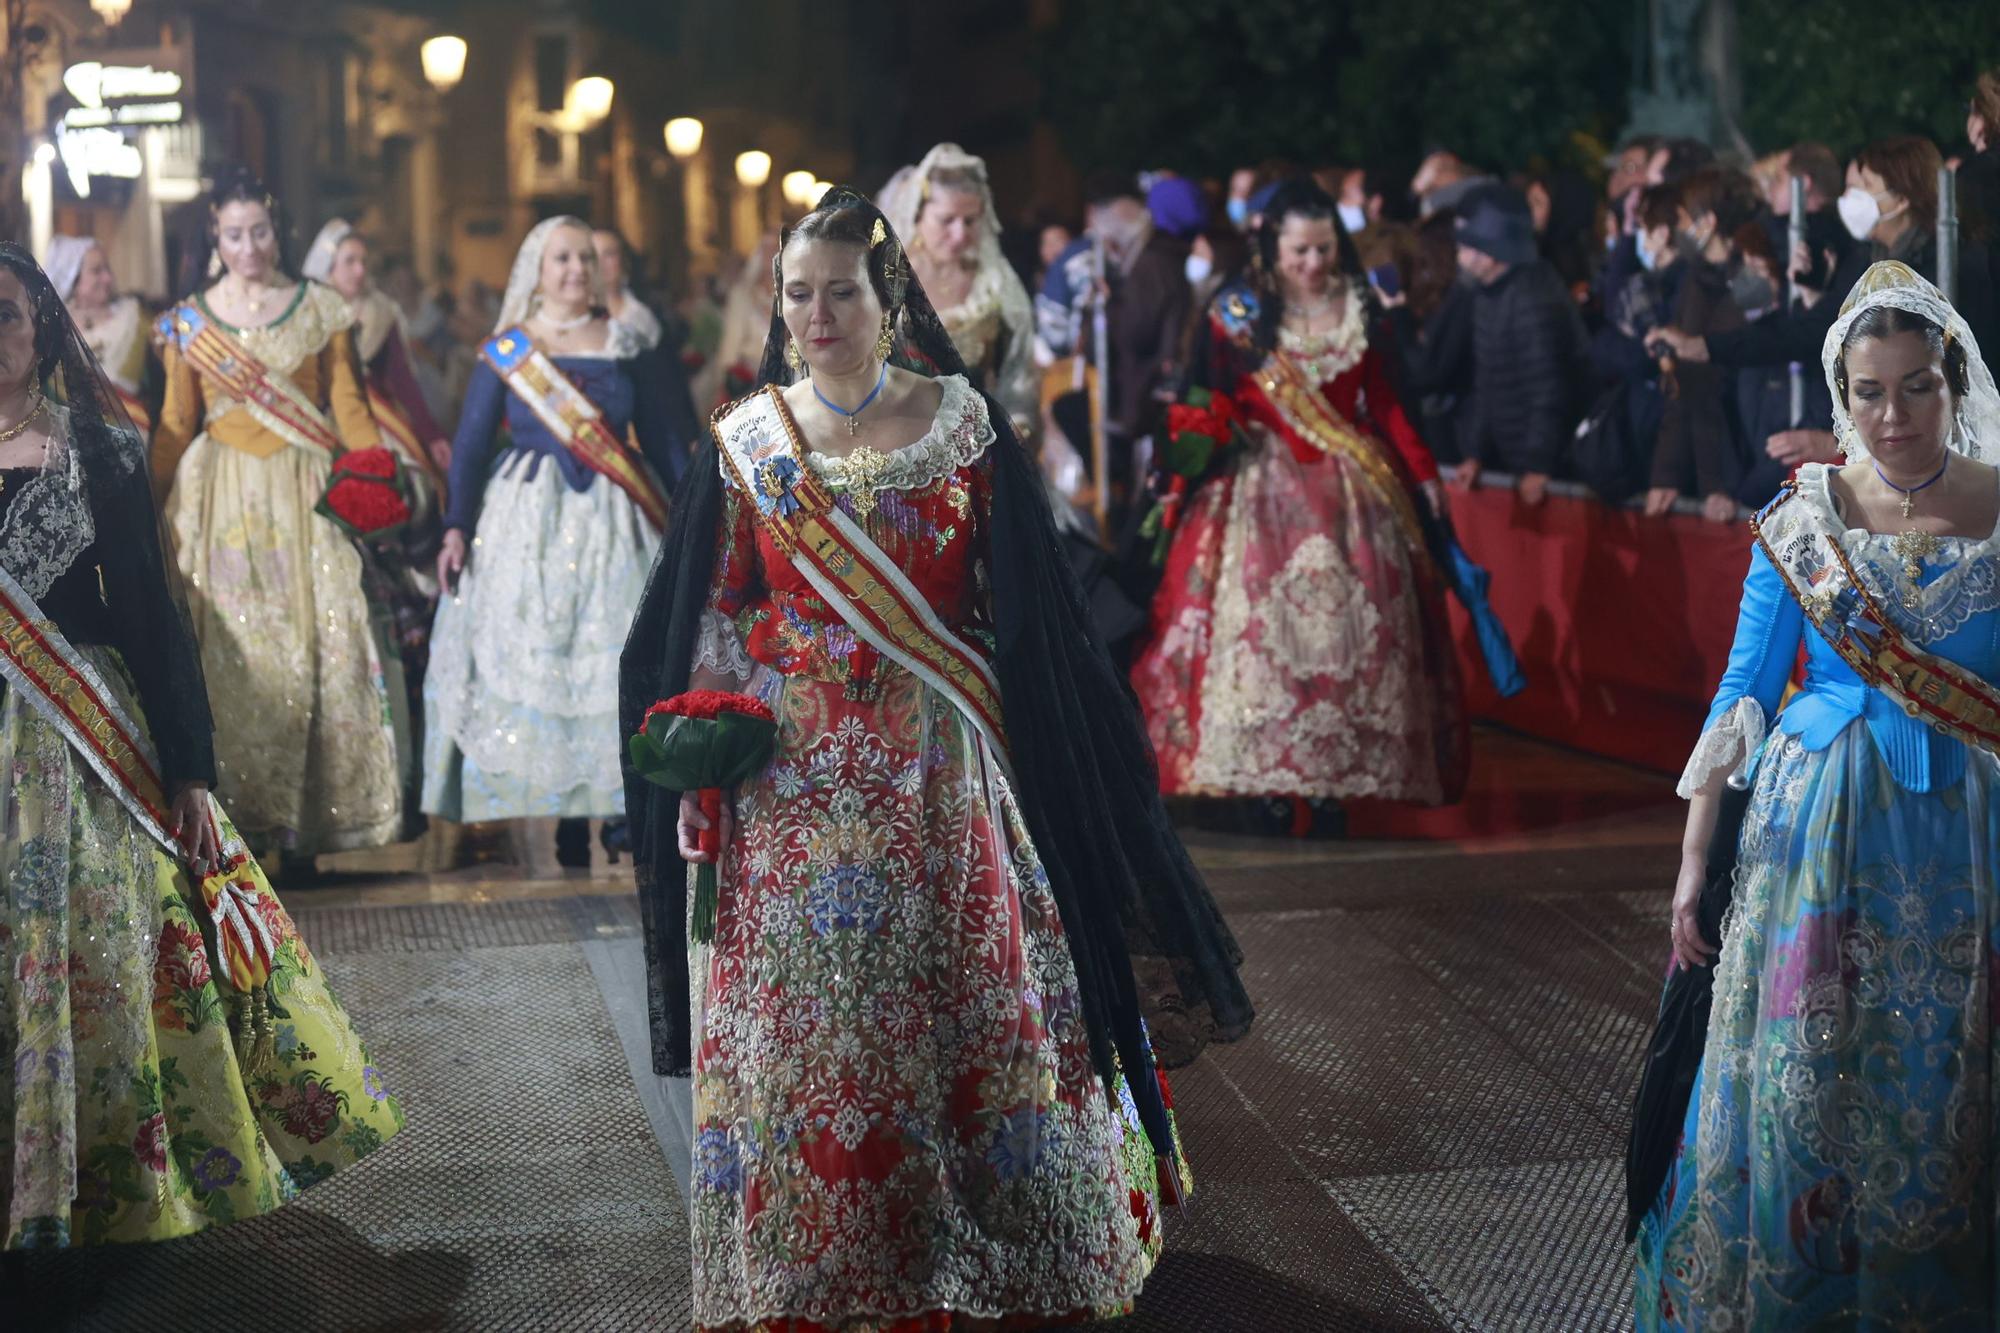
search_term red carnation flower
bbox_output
[324,476,413,534]
[334,446,399,479]
[645,690,775,724]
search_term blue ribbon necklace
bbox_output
[1874,452,1948,519]
[813,361,888,437]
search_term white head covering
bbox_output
[878,144,1035,404]
[1825,260,1999,464]
[301,218,355,283]
[496,215,599,334]
[42,234,96,301]
[876,165,920,242]
[883,144,1005,275]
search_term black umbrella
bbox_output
[1624,779,1753,1242]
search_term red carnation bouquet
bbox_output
[315,446,413,540]
[1139,387,1247,564]
[629,690,779,943]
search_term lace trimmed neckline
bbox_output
[1802,462,2000,550]
[1790,462,2000,642]
[0,402,94,601]
[790,374,995,493]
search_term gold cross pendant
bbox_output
[1891,529,1943,607]
[847,416,860,437]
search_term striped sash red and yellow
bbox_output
[0,563,288,990]
[155,303,342,458]
[1258,349,1435,571]
[1755,484,2000,757]
[716,388,1007,763]
[482,327,668,531]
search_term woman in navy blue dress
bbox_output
[423,216,691,865]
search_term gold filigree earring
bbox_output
[786,337,804,373]
[875,313,896,362]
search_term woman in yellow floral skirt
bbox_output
[151,168,404,862]
[0,243,401,1248]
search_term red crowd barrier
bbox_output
[1444,482,1753,774]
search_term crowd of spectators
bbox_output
[1021,68,2000,524]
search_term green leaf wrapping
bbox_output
[629,709,778,791]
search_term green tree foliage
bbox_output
[1038,0,1630,176]
[1736,0,2000,156]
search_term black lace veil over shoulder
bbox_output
[0,242,215,787]
[618,190,1252,1163]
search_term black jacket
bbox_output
[1468,260,1586,475]
[1385,284,1475,463]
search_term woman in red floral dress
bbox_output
[1132,180,1467,825]
[621,190,1251,1331]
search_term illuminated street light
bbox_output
[421,36,468,94]
[781,170,817,207]
[735,150,771,189]
[809,180,833,206]
[664,117,704,159]
[565,76,615,127]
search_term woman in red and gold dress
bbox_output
[621,189,1251,1331]
[1132,180,1466,826]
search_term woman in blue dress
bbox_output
[423,216,692,866]
[1637,261,2000,1328]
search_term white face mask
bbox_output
[1184,253,1214,286]
[1838,186,1881,241]
[1337,203,1369,235]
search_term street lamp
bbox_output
[664,117,704,160]
[809,180,833,206]
[421,36,467,94]
[735,150,772,189]
[90,0,132,24]
[781,170,817,207]
[565,76,615,128]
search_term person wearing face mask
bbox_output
[41,234,160,436]
[1048,172,1192,474]
[1642,166,1762,523]
[1837,137,1998,356]
[1659,138,2000,463]
[878,144,1038,438]
[151,167,404,867]
[424,217,692,871]
[1572,184,1683,504]
[1133,179,1464,828]
[1177,225,1248,370]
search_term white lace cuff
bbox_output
[1676,696,1767,799]
[692,609,753,681]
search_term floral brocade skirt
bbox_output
[1636,727,1999,1329]
[1132,429,1463,803]
[690,663,1183,1331]
[0,647,403,1248]
[166,434,404,854]
[422,455,657,822]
